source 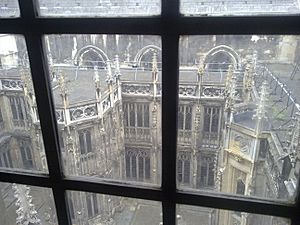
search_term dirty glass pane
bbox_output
[0,0,19,18]
[177,204,290,225]
[37,0,160,17]
[180,0,300,16]
[67,191,161,225]
[0,182,58,225]
[45,34,161,186]
[178,35,300,202]
[0,34,48,173]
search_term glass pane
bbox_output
[37,0,160,17]
[0,34,48,173]
[0,0,20,18]
[178,35,300,202]
[0,182,58,225]
[177,204,290,225]
[67,191,162,224]
[46,34,161,186]
[180,0,300,16]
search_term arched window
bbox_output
[73,45,109,69]
[177,151,191,185]
[206,51,234,71]
[236,179,246,195]
[78,129,92,154]
[178,105,192,130]
[197,155,215,188]
[125,148,151,181]
[19,141,33,169]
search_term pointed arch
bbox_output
[73,45,110,68]
[203,45,241,70]
[133,45,161,67]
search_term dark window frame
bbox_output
[0,0,299,225]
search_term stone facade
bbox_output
[0,34,299,225]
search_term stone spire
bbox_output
[94,65,101,100]
[254,81,269,134]
[243,63,254,102]
[21,68,34,101]
[152,52,158,82]
[12,184,41,225]
[20,68,37,123]
[225,64,233,97]
[114,55,121,88]
[105,60,114,87]
[224,65,237,113]
[58,70,69,109]
[114,55,121,78]
[197,61,204,98]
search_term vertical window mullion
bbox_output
[162,0,179,222]
[19,0,71,222]
[23,32,72,225]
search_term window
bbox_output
[178,105,192,130]
[125,147,151,181]
[197,154,215,188]
[177,151,191,185]
[123,103,150,128]
[203,106,220,133]
[9,96,28,125]
[0,107,3,123]
[19,141,34,169]
[0,1,299,225]
[78,129,92,154]
[86,192,99,218]
[0,151,13,168]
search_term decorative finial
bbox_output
[225,65,233,96]
[94,66,101,99]
[253,81,269,134]
[152,52,158,82]
[255,81,269,120]
[114,55,121,82]
[105,60,114,85]
[58,70,67,97]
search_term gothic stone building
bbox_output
[0,34,299,225]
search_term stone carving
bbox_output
[177,151,192,160]
[0,79,23,91]
[102,96,111,113]
[202,86,225,97]
[122,84,152,95]
[179,85,196,96]
[69,103,97,121]
[56,109,65,123]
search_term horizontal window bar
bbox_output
[1,16,300,34]
[0,171,51,187]
[0,170,296,218]
[63,177,163,201]
[176,191,296,218]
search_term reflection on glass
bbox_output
[177,204,290,225]
[45,35,161,185]
[0,34,48,173]
[67,191,161,225]
[0,0,19,17]
[180,0,300,16]
[0,182,57,225]
[37,0,160,17]
[178,35,300,202]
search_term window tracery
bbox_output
[78,129,92,154]
[19,141,33,169]
[125,148,151,181]
[177,151,191,185]
[197,154,215,188]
